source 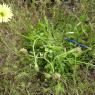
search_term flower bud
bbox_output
[52,73,61,81]
[44,73,51,79]
[19,48,28,54]
[34,63,39,72]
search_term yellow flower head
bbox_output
[0,3,13,23]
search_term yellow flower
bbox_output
[0,3,13,23]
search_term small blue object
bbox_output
[64,38,89,49]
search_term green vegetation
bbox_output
[0,0,95,95]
